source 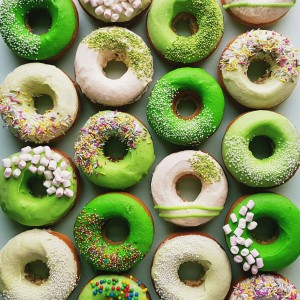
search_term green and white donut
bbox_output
[222,110,300,188]
[219,30,299,109]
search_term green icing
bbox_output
[82,27,153,80]
[78,275,149,300]
[0,149,78,226]
[147,0,224,63]
[74,111,155,189]
[223,1,296,9]
[222,110,300,188]
[189,153,222,183]
[147,67,224,146]
[225,193,300,271]
[0,0,78,60]
[73,193,154,272]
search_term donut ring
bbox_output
[219,30,299,109]
[147,0,224,64]
[222,110,300,188]
[147,68,225,146]
[223,193,300,273]
[0,229,80,300]
[74,110,155,189]
[151,233,232,300]
[151,150,228,227]
[74,193,154,272]
[75,27,153,106]
[0,0,78,60]
[0,63,79,144]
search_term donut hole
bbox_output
[27,175,48,198]
[103,58,128,79]
[249,136,275,159]
[33,94,54,115]
[176,175,202,202]
[24,259,50,285]
[172,90,202,120]
[102,218,130,245]
[25,9,52,35]
[178,261,210,287]
[247,59,271,83]
[251,217,280,244]
[103,137,128,161]
[172,13,199,36]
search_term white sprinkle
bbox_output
[44,170,53,180]
[246,254,255,265]
[231,246,239,254]
[43,180,52,188]
[247,199,255,210]
[29,165,37,174]
[243,262,250,271]
[56,187,64,197]
[12,169,21,178]
[64,188,74,198]
[223,224,232,235]
[21,146,32,154]
[4,168,12,178]
[234,227,243,237]
[250,249,260,258]
[48,160,57,171]
[2,158,11,168]
[230,236,237,246]
[239,206,248,216]
[11,156,19,165]
[40,157,50,167]
[37,165,45,175]
[230,213,237,223]
[31,154,40,165]
[251,265,258,275]
[47,186,56,195]
[248,221,258,230]
[63,180,71,188]
[18,160,26,169]
[33,146,44,154]
[238,218,246,229]
[244,238,253,247]
[245,212,254,222]
[236,237,245,245]
[241,248,249,256]
[256,258,264,268]
[234,255,243,263]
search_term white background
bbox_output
[0,0,299,299]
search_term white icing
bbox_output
[151,151,228,227]
[0,230,78,300]
[151,234,232,300]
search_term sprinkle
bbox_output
[37,165,46,175]
[4,168,12,178]
[61,170,71,180]
[64,188,74,198]
[18,160,26,169]
[63,180,71,188]
[11,156,19,165]
[2,158,11,168]
[12,168,21,178]
[44,170,53,180]
[231,246,239,254]
[244,238,253,248]
[250,249,260,258]
[33,146,44,154]
[238,218,246,229]
[52,153,62,163]
[234,227,243,237]
[40,157,50,167]
[230,236,237,246]
[247,200,255,210]
[21,146,32,154]
[47,186,56,195]
[239,206,248,216]
[246,254,255,265]
[56,187,64,197]
[60,161,68,170]
[20,154,32,161]
[223,224,232,235]
[236,237,245,245]
[29,165,37,174]
[243,262,250,271]
[234,255,243,263]
[248,221,258,230]
[241,248,249,256]
[230,213,238,223]
[31,154,40,165]
[256,258,264,269]
[48,160,57,171]
[43,180,52,189]
[245,212,254,222]
[251,265,258,275]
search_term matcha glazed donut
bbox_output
[0,0,79,60]
[147,68,225,146]
[147,0,224,64]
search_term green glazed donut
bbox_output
[223,193,300,272]
[147,0,224,64]
[147,68,225,146]
[0,0,78,60]
[0,146,80,226]
[74,111,155,189]
[73,193,154,272]
[222,110,300,188]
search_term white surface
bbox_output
[0,1,299,299]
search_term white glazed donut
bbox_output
[0,63,79,144]
[75,27,153,107]
[151,233,232,300]
[151,150,228,227]
[0,229,80,300]
[219,30,298,109]
[222,0,296,26]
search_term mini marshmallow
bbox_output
[238,218,246,229]
[48,160,57,171]
[61,170,71,180]
[132,0,141,8]
[11,156,19,165]
[63,180,71,188]
[256,258,264,269]
[125,7,134,17]
[29,165,37,174]
[223,224,232,235]
[248,221,258,230]
[53,168,62,176]
[241,248,249,256]
[4,168,12,178]
[43,180,52,189]
[18,160,26,169]
[247,199,255,210]
[230,246,239,255]
[20,154,32,162]
[244,238,253,248]
[40,157,50,167]
[89,0,98,6]
[52,178,61,187]
[243,262,250,271]
[56,187,64,198]
[121,1,128,9]
[230,236,237,246]
[12,169,21,178]
[21,146,32,154]
[52,153,62,162]
[112,3,122,13]
[111,13,120,21]
[246,254,255,265]
[234,227,244,237]
[55,174,63,183]
[64,188,74,198]
[47,186,56,195]
[233,255,243,263]
[245,212,254,222]
[37,165,46,175]
[44,170,53,180]
[239,206,248,216]
[230,213,237,223]
[104,8,112,18]
[33,146,44,154]
[250,249,260,258]
[236,237,245,245]
[2,158,11,168]
[60,161,68,170]
[251,265,258,275]
[31,155,40,165]
[44,149,52,160]
[104,0,113,6]
[95,5,104,15]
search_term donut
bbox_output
[78,0,152,24]
[151,233,232,300]
[78,274,151,299]
[0,145,80,226]
[151,150,228,227]
[0,229,80,300]
[222,110,300,188]
[147,0,224,64]
[223,193,300,274]
[0,0,79,60]
[147,68,225,146]
[221,0,296,26]
[228,273,300,299]
[74,110,155,189]
[74,192,154,272]
[75,27,153,106]
[219,30,299,109]
[0,63,80,144]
